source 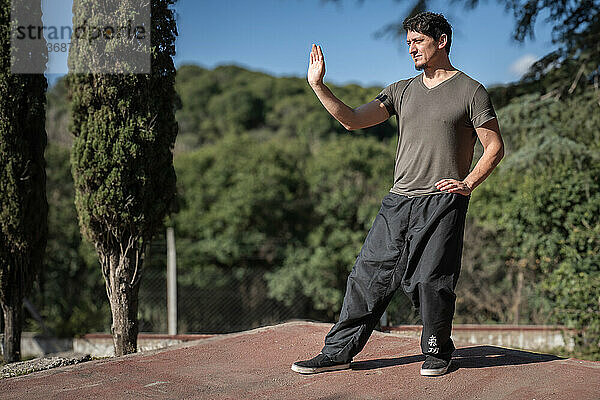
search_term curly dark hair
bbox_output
[403,12,452,55]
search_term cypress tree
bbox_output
[68,0,178,355]
[0,0,48,362]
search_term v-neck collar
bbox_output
[419,70,462,91]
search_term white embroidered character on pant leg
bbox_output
[428,335,439,354]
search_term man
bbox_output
[291,12,504,377]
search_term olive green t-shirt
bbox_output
[375,71,497,196]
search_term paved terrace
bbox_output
[1,321,598,399]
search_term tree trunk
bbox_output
[109,284,140,356]
[1,302,23,363]
[100,245,143,356]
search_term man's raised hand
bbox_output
[308,43,325,86]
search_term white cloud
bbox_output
[509,54,538,77]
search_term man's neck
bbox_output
[420,61,459,89]
[422,63,457,80]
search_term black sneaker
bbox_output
[420,355,451,376]
[291,353,351,374]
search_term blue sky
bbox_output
[173,0,558,88]
[44,0,559,88]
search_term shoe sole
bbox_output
[291,362,351,374]
[420,360,451,376]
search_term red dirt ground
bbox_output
[1,321,598,399]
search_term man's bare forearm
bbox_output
[463,143,504,191]
[309,82,355,130]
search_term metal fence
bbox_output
[137,234,319,334]
[139,267,317,334]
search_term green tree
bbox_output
[470,101,600,356]
[67,0,178,355]
[174,65,216,148]
[46,77,71,146]
[173,134,314,331]
[0,0,48,362]
[25,145,109,337]
[266,135,395,320]
[173,64,396,151]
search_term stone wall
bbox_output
[384,324,576,351]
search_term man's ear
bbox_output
[437,33,448,50]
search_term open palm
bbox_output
[308,43,325,85]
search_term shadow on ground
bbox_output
[351,345,563,372]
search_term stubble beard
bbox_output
[414,60,427,71]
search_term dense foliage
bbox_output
[265,135,394,317]
[140,64,395,150]
[0,0,48,362]
[67,0,178,355]
[468,91,600,358]
[172,135,316,330]
[47,65,395,151]
[24,145,108,337]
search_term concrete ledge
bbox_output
[2,333,214,359]
[1,333,73,359]
[383,324,577,351]
[73,333,214,357]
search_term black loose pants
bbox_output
[321,191,469,363]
